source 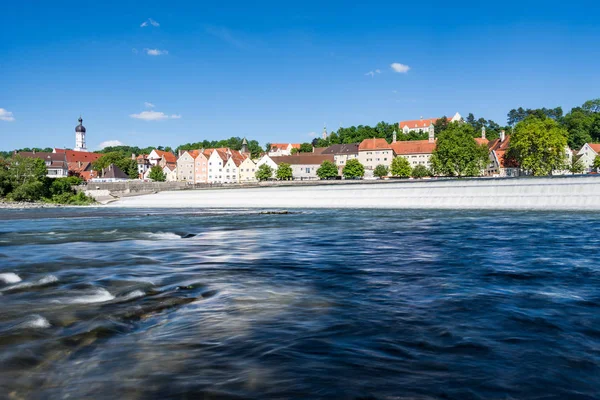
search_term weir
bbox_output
[109,175,600,210]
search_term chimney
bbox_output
[392,130,397,143]
[481,126,486,140]
[500,130,505,142]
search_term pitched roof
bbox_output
[488,136,518,168]
[390,140,436,155]
[312,147,328,154]
[270,143,290,151]
[587,143,600,153]
[322,143,360,155]
[19,151,67,165]
[474,138,489,146]
[101,164,129,179]
[358,138,391,151]
[399,118,440,130]
[64,150,102,164]
[272,154,335,165]
[151,149,177,164]
[68,161,92,174]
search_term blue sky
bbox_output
[1,0,599,150]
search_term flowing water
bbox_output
[1,208,600,399]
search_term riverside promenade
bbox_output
[106,175,600,210]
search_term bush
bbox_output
[390,157,412,178]
[7,181,45,202]
[411,165,431,178]
[276,163,293,180]
[256,164,274,181]
[342,159,365,179]
[316,160,338,179]
[373,164,388,178]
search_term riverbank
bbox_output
[0,200,65,209]
[107,175,600,210]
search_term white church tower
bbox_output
[75,116,87,152]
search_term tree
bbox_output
[276,163,293,180]
[562,109,592,150]
[299,143,313,153]
[149,165,166,182]
[264,143,272,153]
[290,148,299,155]
[433,117,450,135]
[411,165,431,178]
[430,123,488,177]
[8,155,47,186]
[568,157,585,174]
[0,157,10,196]
[92,151,138,179]
[255,164,273,181]
[582,99,600,114]
[342,159,365,179]
[508,117,568,176]
[373,164,388,178]
[316,160,338,179]
[390,157,412,178]
[593,155,600,171]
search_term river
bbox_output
[1,208,599,399]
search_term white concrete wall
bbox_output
[111,176,600,210]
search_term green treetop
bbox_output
[255,164,273,181]
[342,159,365,179]
[411,165,431,178]
[508,117,568,176]
[430,122,488,177]
[373,164,388,178]
[316,160,338,179]
[390,156,412,178]
[148,165,166,182]
[276,163,293,180]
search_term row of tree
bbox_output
[0,156,94,204]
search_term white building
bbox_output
[74,116,88,152]
[163,164,177,182]
[398,112,462,135]
[576,143,600,172]
[321,144,359,173]
[273,154,336,180]
[357,138,394,172]
[268,143,301,157]
[239,157,258,182]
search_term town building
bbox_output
[487,131,520,177]
[256,154,279,178]
[398,112,462,135]
[321,143,359,173]
[176,150,198,182]
[194,150,210,184]
[358,138,394,174]
[163,164,178,182]
[92,164,129,182]
[390,139,437,169]
[272,154,335,180]
[223,150,245,183]
[18,151,69,178]
[239,156,258,182]
[53,148,102,180]
[268,143,301,157]
[148,149,177,169]
[576,143,600,172]
[136,154,151,178]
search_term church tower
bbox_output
[322,125,328,140]
[75,116,87,152]
[241,137,249,154]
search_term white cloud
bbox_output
[99,140,125,148]
[144,102,155,108]
[130,110,181,121]
[145,48,168,56]
[365,69,382,78]
[0,108,15,122]
[390,63,410,73]
[141,18,160,28]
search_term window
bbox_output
[305,167,310,173]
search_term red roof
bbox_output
[391,140,436,155]
[358,138,391,151]
[588,143,600,153]
[399,118,440,130]
[186,150,199,159]
[62,150,103,164]
[152,149,177,164]
[488,136,517,168]
[474,138,489,146]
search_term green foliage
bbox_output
[316,160,338,179]
[582,99,600,114]
[299,143,313,153]
[149,165,166,182]
[430,123,488,177]
[411,165,431,178]
[563,109,594,149]
[509,117,569,176]
[507,106,563,126]
[92,152,137,179]
[255,164,273,181]
[290,148,299,155]
[593,155,600,170]
[568,157,585,174]
[373,164,388,178]
[276,163,293,180]
[177,137,263,159]
[342,159,365,179]
[465,113,503,141]
[390,157,412,178]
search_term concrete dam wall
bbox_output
[109,175,600,210]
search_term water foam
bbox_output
[144,232,181,240]
[66,288,115,304]
[3,275,58,291]
[0,272,22,284]
[121,289,145,301]
[21,315,51,329]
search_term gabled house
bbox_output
[136,154,151,178]
[163,164,177,182]
[256,154,278,179]
[577,143,600,172]
[239,156,258,182]
[19,151,69,178]
[222,150,245,183]
[148,149,177,168]
[391,140,437,169]
[194,150,211,183]
[176,150,198,182]
[268,143,301,157]
[487,131,520,177]
[321,143,359,173]
[398,112,462,135]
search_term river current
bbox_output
[1,208,599,399]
